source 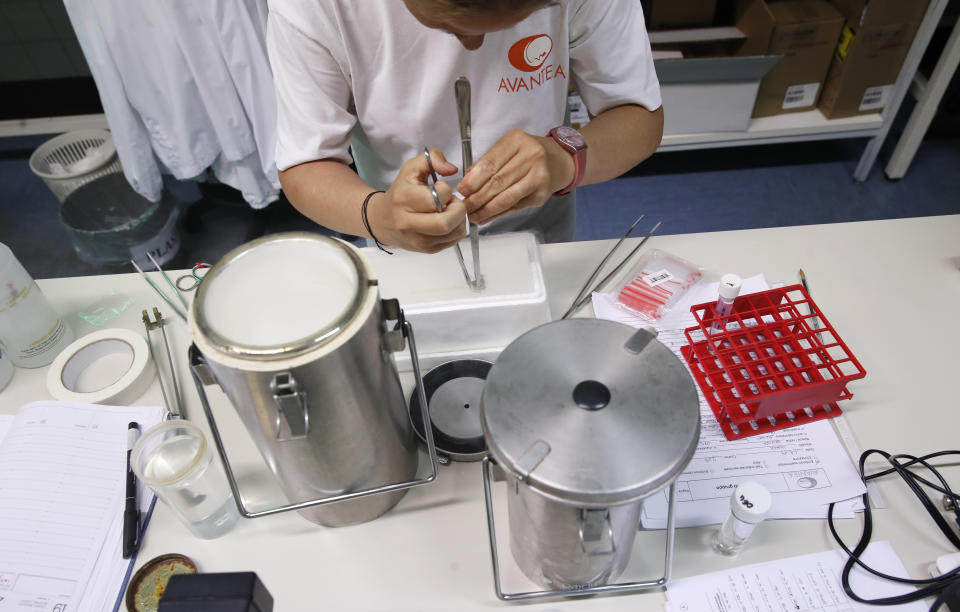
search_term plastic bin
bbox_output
[29,130,180,268]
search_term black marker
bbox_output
[122,422,141,559]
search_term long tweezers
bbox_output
[425,147,476,289]
[561,220,662,319]
[130,254,188,322]
[455,77,483,291]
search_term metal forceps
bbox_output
[454,77,484,291]
[142,307,184,418]
[424,147,481,289]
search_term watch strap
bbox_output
[549,127,587,197]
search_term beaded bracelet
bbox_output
[361,190,392,254]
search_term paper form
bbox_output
[592,277,866,528]
[665,541,925,612]
[0,401,164,612]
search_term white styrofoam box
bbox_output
[657,55,781,134]
[362,232,551,372]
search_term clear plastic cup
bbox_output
[131,420,239,539]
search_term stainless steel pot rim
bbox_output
[191,233,371,360]
[481,319,702,507]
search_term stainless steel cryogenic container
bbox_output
[189,233,437,527]
[480,319,700,600]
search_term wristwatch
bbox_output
[548,126,587,196]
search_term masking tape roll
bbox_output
[46,328,156,405]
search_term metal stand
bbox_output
[854,0,950,181]
[886,11,960,180]
[190,306,440,519]
[480,456,678,602]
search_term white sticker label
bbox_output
[643,268,675,287]
[782,83,820,109]
[129,207,181,269]
[859,85,892,111]
[567,91,590,127]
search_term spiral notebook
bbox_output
[0,400,166,612]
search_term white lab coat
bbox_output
[64,0,280,208]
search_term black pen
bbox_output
[123,422,141,559]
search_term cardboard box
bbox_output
[752,1,844,118]
[648,0,718,29]
[818,0,931,118]
[655,0,780,134]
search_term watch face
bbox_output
[554,126,585,148]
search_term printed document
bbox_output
[665,541,925,612]
[0,401,165,612]
[592,276,865,527]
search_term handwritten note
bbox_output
[665,542,925,612]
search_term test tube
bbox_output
[710,274,742,333]
[712,481,772,555]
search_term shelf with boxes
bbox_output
[636,0,950,180]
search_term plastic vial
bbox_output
[710,274,743,332]
[712,481,772,555]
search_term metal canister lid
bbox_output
[191,232,372,359]
[480,319,700,507]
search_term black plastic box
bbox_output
[158,572,273,612]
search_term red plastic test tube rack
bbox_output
[680,285,866,440]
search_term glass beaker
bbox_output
[132,420,239,539]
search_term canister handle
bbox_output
[480,456,678,601]
[188,306,440,519]
[578,508,616,556]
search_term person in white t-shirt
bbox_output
[267,0,663,252]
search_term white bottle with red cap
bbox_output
[713,481,772,555]
[711,273,743,332]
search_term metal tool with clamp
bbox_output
[142,307,184,419]
[130,255,209,419]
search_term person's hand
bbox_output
[370,149,468,253]
[456,129,575,225]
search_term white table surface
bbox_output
[3,215,959,611]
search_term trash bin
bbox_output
[29,129,180,268]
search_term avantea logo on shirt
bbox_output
[508,34,552,71]
[499,34,566,93]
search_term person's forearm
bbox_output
[541,103,664,194]
[279,155,467,252]
[278,160,376,237]
[581,103,663,185]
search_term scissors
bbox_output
[175,262,211,292]
[424,147,480,289]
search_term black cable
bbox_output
[827,449,960,611]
